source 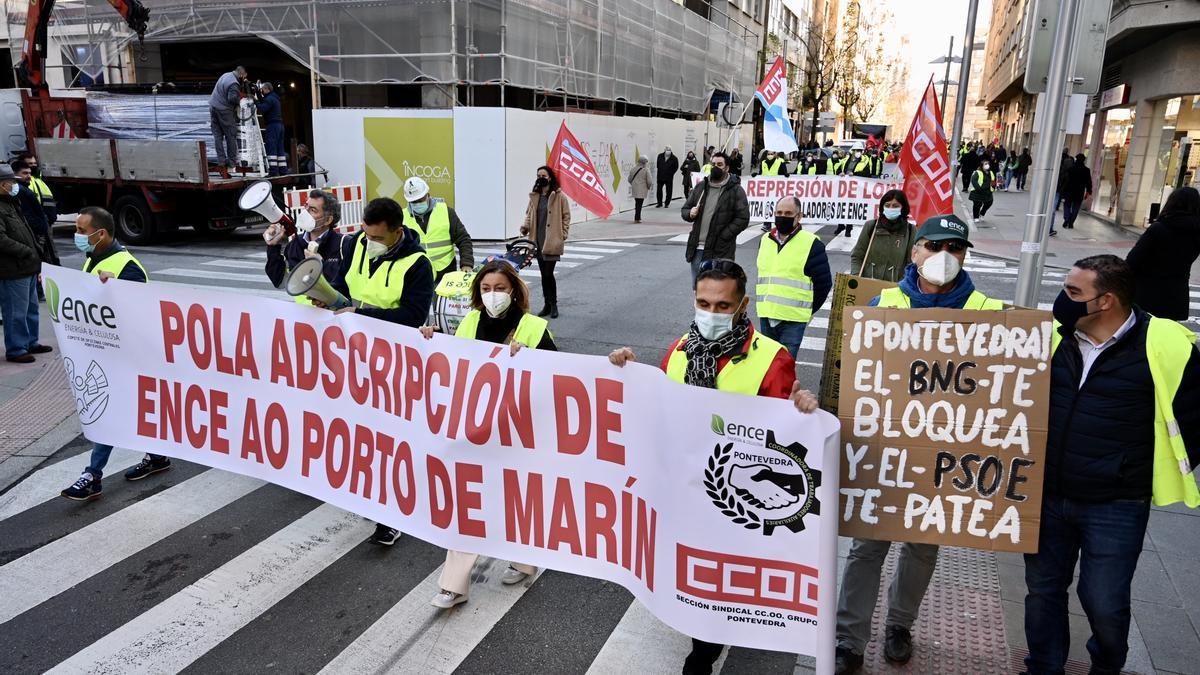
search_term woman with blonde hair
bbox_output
[419,258,556,608]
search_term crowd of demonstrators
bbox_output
[956,140,1031,193]
[521,165,571,318]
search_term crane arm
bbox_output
[16,0,151,93]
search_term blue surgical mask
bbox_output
[7,183,18,197]
[74,231,98,253]
[882,206,903,221]
[410,200,430,216]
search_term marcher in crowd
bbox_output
[656,146,679,207]
[11,159,58,267]
[758,149,788,177]
[255,81,286,176]
[325,196,434,547]
[850,189,916,282]
[629,155,652,223]
[60,207,171,500]
[681,150,701,201]
[0,163,48,364]
[607,257,818,675]
[264,188,349,304]
[805,150,831,175]
[1125,186,1200,320]
[401,176,474,287]
[1016,148,1032,191]
[680,151,749,281]
[727,148,744,177]
[521,165,571,318]
[847,149,874,178]
[960,143,981,192]
[836,214,1003,675]
[866,146,884,177]
[421,259,554,608]
[1060,153,1092,231]
[14,151,57,228]
[208,65,247,178]
[1025,254,1200,675]
[969,157,996,224]
[755,196,830,357]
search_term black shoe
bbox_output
[28,344,53,355]
[61,472,102,501]
[6,354,34,364]
[550,304,559,319]
[125,456,171,481]
[369,523,401,546]
[538,305,552,317]
[834,646,863,675]
[1049,230,1058,237]
[884,625,913,664]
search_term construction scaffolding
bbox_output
[8,0,762,115]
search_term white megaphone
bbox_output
[239,180,293,227]
[284,257,349,308]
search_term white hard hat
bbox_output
[403,176,429,202]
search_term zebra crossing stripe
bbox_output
[320,558,543,674]
[46,504,368,675]
[201,259,268,270]
[577,240,639,247]
[0,471,264,625]
[156,267,273,283]
[0,447,142,522]
[586,600,727,674]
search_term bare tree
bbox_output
[800,8,839,142]
[832,1,864,133]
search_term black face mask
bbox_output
[1052,289,1101,333]
[534,177,548,190]
[29,166,40,178]
[709,167,726,182]
[774,215,797,235]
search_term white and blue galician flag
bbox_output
[755,56,799,153]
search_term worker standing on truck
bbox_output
[209,65,248,179]
[255,82,286,177]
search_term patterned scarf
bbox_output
[683,312,753,389]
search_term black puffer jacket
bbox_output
[0,194,40,280]
[1126,214,1200,320]
[679,175,750,262]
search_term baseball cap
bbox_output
[914,214,973,247]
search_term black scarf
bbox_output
[683,312,753,389]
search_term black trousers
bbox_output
[682,177,692,199]
[537,254,557,307]
[683,639,724,674]
[634,198,644,221]
[972,199,993,218]
[656,180,674,207]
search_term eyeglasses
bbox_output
[698,258,747,280]
[921,240,968,254]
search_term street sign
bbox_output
[1023,0,1112,95]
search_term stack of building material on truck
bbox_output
[85,92,217,162]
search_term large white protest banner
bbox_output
[42,264,840,664]
[742,175,904,224]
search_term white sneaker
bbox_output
[970,217,977,226]
[431,589,467,608]
[500,566,533,585]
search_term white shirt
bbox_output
[1075,310,1136,387]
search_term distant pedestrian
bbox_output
[850,189,916,282]
[255,82,286,176]
[1026,254,1200,675]
[521,165,571,318]
[1016,148,1032,190]
[1003,154,1019,191]
[656,146,680,207]
[1060,154,1092,230]
[1054,147,1072,213]
[727,148,744,177]
[0,163,49,364]
[681,150,701,200]
[960,144,982,192]
[969,158,996,223]
[208,65,247,178]
[679,151,749,281]
[11,160,58,267]
[1126,186,1200,320]
[628,155,652,223]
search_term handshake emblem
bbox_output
[729,463,806,510]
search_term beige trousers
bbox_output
[438,551,536,595]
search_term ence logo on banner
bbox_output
[47,282,118,329]
[703,426,822,535]
[45,278,61,322]
[64,357,110,425]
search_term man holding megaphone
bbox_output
[264,189,351,305]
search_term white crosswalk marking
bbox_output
[0,447,142,521]
[577,240,639,247]
[47,504,369,674]
[564,246,627,254]
[0,471,263,624]
[822,236,856,252]
[201,258,267,270]
[156,267,272,283]
[669,233,690,243]
[587,601,719,674]
[321,558,543,674]
[737,229,764,245]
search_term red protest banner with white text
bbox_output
[899,78,954,225]
[41,264,840,665]
[548,121,614,219]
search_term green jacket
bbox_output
[850,216,916,282]
[0,196,40,280]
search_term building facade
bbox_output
[947,31,990,143]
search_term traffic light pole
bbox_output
[1014,0,1082,308]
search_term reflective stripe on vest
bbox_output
[876,287,1004,310]
[755,231,818,322]
[82,250,147,279]
[455,309,551,348]
[1050,317,1200,507]
[761,157,784,176]
[403,201,454,273]
[664,332,786,396]
[344,235,430,309]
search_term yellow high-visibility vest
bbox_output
[665,332,786,396]
[344,233,431,309]
[756,231,818,323]
[83,250,147,279]
[455,309,551,347]
[877,287,1003,310]
[403,200,454,273]
[760,157,785,176]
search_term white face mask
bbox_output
[481,291,512,318]
[365,238,388,260]
[295,209,317,233]
[918,250,962,287]
[694,307,736,341]
[882,206,903,221]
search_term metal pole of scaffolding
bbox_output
[948,0,979,183]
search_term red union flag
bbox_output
[899,78,954,225]
[548,121,613,219]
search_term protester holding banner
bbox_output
[1025,254,1200,675]
[835,214,1003,675]
[849,189,916,282]
[521,166,571,319]
[61,207,173,500]
[758,150,789,177]
[680,152,750,281]
[401,176,475,286]
[606,257,819,674]
[419,259,554,608]
[264,189,350,305]
[755,196,830,358]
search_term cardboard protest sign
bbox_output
[818,274,896,414]
[836,307,1051,553]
